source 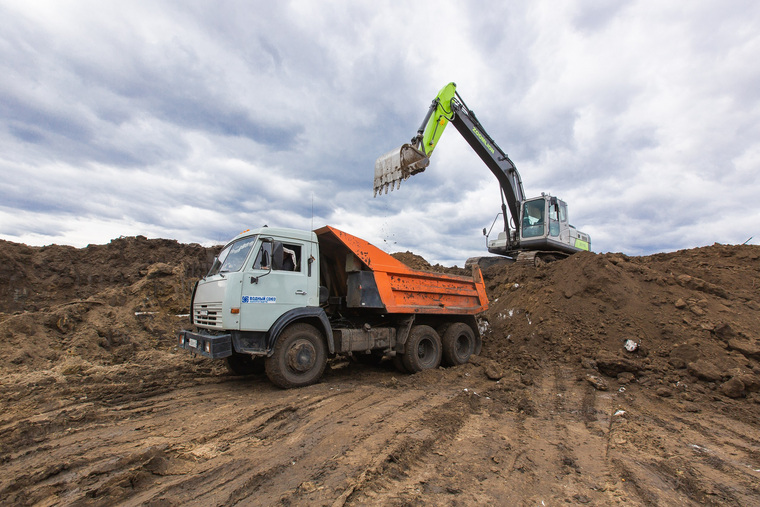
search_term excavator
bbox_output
[374,82,591,265]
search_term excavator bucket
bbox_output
[373,144,429,197]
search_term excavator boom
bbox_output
[374,82,525,235]
[374,82,590,258]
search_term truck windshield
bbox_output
[207,235,257,276]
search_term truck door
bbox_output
[239,240,312,333]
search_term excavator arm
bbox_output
[374,82,526,239]
[412,82,457,156]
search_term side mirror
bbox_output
[252,237,274,284]
[482,228,487,236]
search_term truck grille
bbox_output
[194,302,223,328]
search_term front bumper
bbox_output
[178,330,232,359]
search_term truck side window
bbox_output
[281,244,301,271]
[252,242,302,271]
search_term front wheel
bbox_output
[401,325,442,373]
[266,323,327,388]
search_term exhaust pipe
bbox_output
[373,144,429,197]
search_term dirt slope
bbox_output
[1,238,759,505]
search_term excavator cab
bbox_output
[518,195,590,254]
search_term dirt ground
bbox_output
[1,236,759,506]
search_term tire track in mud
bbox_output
[4,361,759,506]
[1,365,481,506]
[0,366,218,461]
[213,379,467,506]
[341,364,631,506]
[338,385,488,505]
[607,389,760,506]
[487,365,625,505]
[154,384,429,505]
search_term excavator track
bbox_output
[515,251,567,267]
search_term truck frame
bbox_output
[178,225,488,388]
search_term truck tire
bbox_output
[401,325,442,373]
[392,354,409,373]
[265,323,327,388]
[441,322,476,366]
[226,352,265,375]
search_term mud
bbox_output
[1,237,759,505]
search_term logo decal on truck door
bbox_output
[242,296,277,304]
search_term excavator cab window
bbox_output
[522,200,545,238]
[559,202,568,223]
[549,202,560,237]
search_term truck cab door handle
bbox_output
[295,290,307,295]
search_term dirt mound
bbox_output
[2,237,758,402]
[0,237,218,372]
[0,236,216,313]
[391,251,468,275]
[480,244,760,403]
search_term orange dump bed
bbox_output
[315,226,488,315]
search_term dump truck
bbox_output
[178,225,488,388]
[375,82,591,265]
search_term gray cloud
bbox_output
[1,0,759,265]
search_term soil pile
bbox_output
[481,244,760,402]
[1,237,758,401]
[391,251,468,275]
[0,236,218,372]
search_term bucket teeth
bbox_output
[373,144,429,197]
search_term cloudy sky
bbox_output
[1,1,758,265]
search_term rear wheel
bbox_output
[266,323,327,388]
[401,325,442,373]
[441,323,476,366]
[226,352,265,375]
[392,354,408,373]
